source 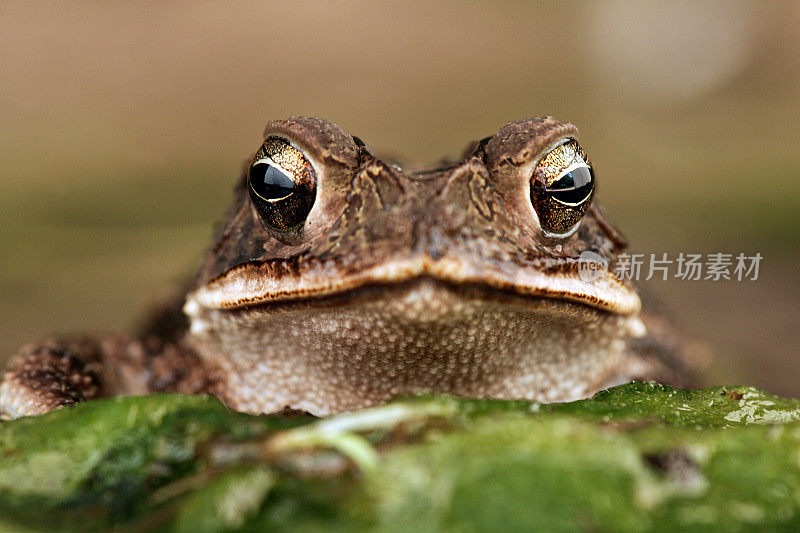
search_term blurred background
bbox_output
[1,2,798,395]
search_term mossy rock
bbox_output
[1,382,799,531]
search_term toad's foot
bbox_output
[0,337,223,419]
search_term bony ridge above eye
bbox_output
[530,139,595,236]
[247,137,317,231]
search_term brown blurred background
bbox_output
[1,2,798,395]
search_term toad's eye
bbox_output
[248,137,316,231]
[530,139,595,236]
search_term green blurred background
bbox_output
[1,2,798,395]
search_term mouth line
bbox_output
[189,255,641,314]
[202,277,622,316]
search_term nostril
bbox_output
[425,225,447,260]
[351,135,373,157]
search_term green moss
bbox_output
[1,384,799,531]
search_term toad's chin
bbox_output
[184,278,646,416]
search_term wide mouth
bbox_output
[189,254,641,315]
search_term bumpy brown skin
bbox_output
[0,117,697,419]
[0,308,225,419]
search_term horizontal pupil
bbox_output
[547,166,593,204]
[251,162,295,200]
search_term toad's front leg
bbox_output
[0,336,223,419]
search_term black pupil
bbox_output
[250,161,295,200]
[547,165,593,204]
